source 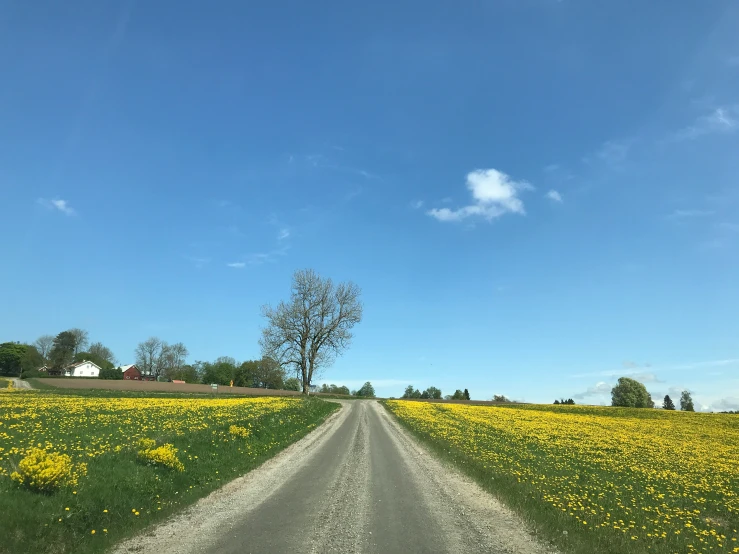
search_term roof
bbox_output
[118,364,136,372]
[68,360,102,370]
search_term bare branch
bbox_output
[260,269,362,393]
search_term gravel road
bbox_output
[9,378,32,389]
[114,401,553,554]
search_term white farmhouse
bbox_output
[65,361,102,377]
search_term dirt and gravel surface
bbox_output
[113,400,553,554]
[9,378,32,389]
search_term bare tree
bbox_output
[160,342,188,378]
[88,342,116,364]
[34,335,54,361]
[135,337,163,378]
[260,269,362,394]
[68,328,89,356]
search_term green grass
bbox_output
[0,392,338,554]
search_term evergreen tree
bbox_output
[662,394,676,410]
[463,388,470,400]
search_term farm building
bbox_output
[65,361,101,377]
[119,364,141,380]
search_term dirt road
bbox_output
[114,401,552,554]
[9,378,32,390]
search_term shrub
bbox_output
[137,443,184,471]
[10,448,87,492]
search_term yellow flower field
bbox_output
[0,390,336,554]
[0,393,299,478]
[386,400,739,554]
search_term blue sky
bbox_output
[2,1,738,410]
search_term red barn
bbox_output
[120,364,141,380]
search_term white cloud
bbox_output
[543,163,560,173]
[226,262,246,268]
[675,106,738,140]
[37,198,76,216]
[410,200,425,210]
[573,381,612,400]
[427,168,532,223]
[546,190,563,203]
[277,228,290,241]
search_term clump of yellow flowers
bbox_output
[229,425,250,438]
[137,442,184,472]
[10,448,87,492]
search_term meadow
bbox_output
[384,400,739,554]
[0,389,338,554]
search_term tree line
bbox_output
[610,377,695,411]
[401,386,473,400]
[0,328,117,378]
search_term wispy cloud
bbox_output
[277,228,290,241]
[410,200,425,210]
[571,358,739,379]
[427,168,532,223]
[546,190,563,203]
[184,256,210,269]
[668,209,715,218]
[674,106,738,140]
[543,163,560,173]
[226,262,246,269]
[37,198,76,216]
[596,139,632,166]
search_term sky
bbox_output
[1,0,738,410]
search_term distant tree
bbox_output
[253,357,285,389]
[0,343,27,376]
[335,385,350,395]
[203,357,238,386]
[260,269,363,394]
[492,394,510,402]
[34,335,54,362]
[402,385,416,399]
[73,351,114,371]
[68,328,89,356]
[611,377,654,408]
[234,359,258,387]
[554,399,561,405]
[463,388,470,400]
[135,337,164,378]
[559,398,575,405]
[680,391,695,412]
[566,398,575,405]
[663,394,676,410]
[49,331,76,371]
[160,342,189,379]
[99,366,123,380]
[88,342,116,365]
[420,389,430,399]
[168,364,199,383]
[283,377,301,391]
[21,345,44,374]
[423,386,442,400]
[355,382,375,398]
[451,389,465,400]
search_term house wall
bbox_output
[123,367,141,380]
[69,362,100,378]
